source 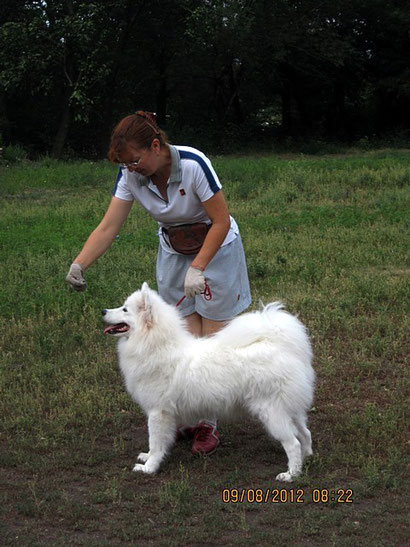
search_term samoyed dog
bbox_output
[102,283,315,482]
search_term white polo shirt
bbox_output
[112,145,239,254]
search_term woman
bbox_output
[66,111,251,455]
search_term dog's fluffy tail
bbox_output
[261,301,285,314]
[212,302,311,361]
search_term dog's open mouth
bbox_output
[104,323,130,336]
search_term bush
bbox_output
[2,144,28,163]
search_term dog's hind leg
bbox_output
[255,403,303,482]
[294,413,313,460]
[133,410,176,474]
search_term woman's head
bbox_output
[108,111,168,164]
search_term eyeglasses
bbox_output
[119,145,152,169]
[119,158,141,169]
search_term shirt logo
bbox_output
[179,189,186,196]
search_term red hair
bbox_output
[108,111,168,163]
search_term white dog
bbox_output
[102,283,315,482]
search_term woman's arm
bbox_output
[190,190,231,272]
[74,196,134,269]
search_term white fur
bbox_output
[103,282,315,481]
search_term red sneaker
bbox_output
[191,421,220,455]
[175,425,197,441]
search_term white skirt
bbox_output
[156,234,251,321]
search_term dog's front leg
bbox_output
[133,410,176,474]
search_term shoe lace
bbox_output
[195,425,213,442]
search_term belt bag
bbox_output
[163,223,211,255]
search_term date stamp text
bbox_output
[222,488,354,504]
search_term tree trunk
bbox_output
[0,92,10,144]
[156,75,168,127]
[51,86,72,159]
[155,46,169,126]
[281,88,294,136]
[97,2,142,155]
[51,0,75,158]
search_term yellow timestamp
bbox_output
[221,488,354,504]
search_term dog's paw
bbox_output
[132,463,157,474]
[275,471,293,482]
[302,447,313,459]
[137,452,150,463]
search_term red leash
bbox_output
[176,281,212,307]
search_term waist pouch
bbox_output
[162,223,211,255]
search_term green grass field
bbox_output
[1,149,409,545]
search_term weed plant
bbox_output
[0,150,409,544]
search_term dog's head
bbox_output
[102,282,157,337]
[102,282,180,339]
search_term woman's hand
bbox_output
[184,266,206,298]
[66,263,87,291]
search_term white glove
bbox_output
[66,263,87,292]
[184,266,205,298]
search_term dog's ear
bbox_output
[141,287,154,329]
[141,282,150,291]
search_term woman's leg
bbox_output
[201,317,228,336]
[184,312,203,337]
[185,312,227,337]
[183,313,225,455]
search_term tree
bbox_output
[0,0,409,155]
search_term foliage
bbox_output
[0,1,409,157]
[1,143,28,163]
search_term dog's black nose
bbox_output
[102,309,107,316]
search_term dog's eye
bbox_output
[123,307,128,312]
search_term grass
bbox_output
[0,149,409,545]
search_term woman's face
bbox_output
[119,140,161,176]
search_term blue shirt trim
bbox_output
[179,150,220,194]
[112,167,123,195]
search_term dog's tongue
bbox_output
[104,323,129,335]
